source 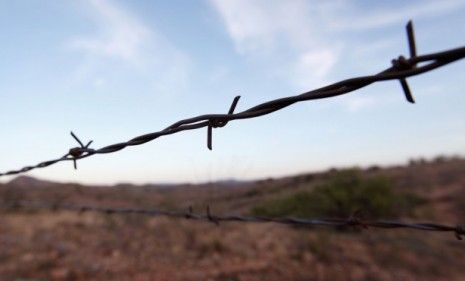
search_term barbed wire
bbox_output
[1,21,465,177]
[1,21,463,242]
[3,200,464,240]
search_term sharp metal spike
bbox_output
[228,96,241,115]
[207,125,213,150]
[85,140,93,148]
[406,20,417,59]
[70,131,84,148]
[400,79,415,103]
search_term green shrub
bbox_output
[251,169,424,219]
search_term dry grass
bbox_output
[0,156,464,281]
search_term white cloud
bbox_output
[209,0,340,89]
[209,0,312,53]
[294,49,339,89]
[67,0,190,93]
[69,0,151,63]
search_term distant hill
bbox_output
[7,175,60,188]
[2,155,463,218]
[5,175,253,190]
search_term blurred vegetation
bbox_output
[251,169,425,219]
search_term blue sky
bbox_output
[1,0,464,185]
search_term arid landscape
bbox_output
[1,156,464,281]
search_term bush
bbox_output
[251,169,424,219]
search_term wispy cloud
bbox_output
[293,49,339,89]
[209,0,310,54]
[67,0,190,92]
[69,0,151,63]
[209,0,340,90]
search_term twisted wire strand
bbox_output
[1,21,465,177]
[3,201,464,240]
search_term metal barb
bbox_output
[392,56,416,104]
[400,79,415,103]
[406,20,417,59]
[228,95,241,115]
[86,140,93,148]
[67,132,94,170]
[207,125,213,150]
[207,95,241,150]
[70,131,84,148]
[206,205,219,226]
[404,20,417,103]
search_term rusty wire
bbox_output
[1,21,465,177]
[3,200,464,240]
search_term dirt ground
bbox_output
[1,157,464,281]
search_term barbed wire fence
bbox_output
[2,200,464,240]
[1,21,465,238]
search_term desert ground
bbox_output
[1,156,464,281]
